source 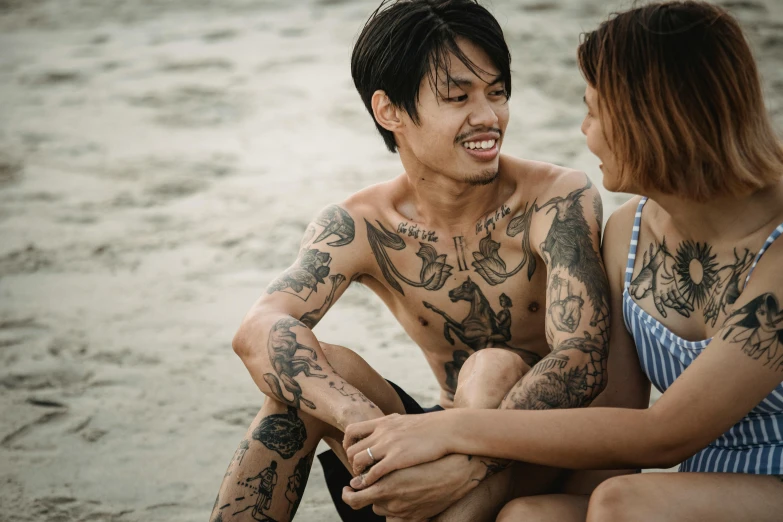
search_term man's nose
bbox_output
[468,96,499,128]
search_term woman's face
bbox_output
[581,84,622,192]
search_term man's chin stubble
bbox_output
[466,169,500,186]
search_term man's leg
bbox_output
[434,349,566,522]
[211,343,405,522]
[496,494,589,522]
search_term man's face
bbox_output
[396,38,509,185]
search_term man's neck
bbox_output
[397,155,511,236]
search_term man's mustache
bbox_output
[454,128,503,144]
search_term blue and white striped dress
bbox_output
[623,197,783,474]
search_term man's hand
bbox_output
[341,454,481,519]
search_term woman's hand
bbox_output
[343,411,454,487]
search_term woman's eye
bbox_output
[446,94,468,102]
[491,90,507,97]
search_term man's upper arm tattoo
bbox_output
[538,180,609,330]
[267,205,355,301]
[299,273,347,328]
[312,205,355,247]
[506,180,610,410]
[721,292,783,373]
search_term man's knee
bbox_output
[459,348,528,386]
[454,349,528,408]
[497,496,549,522]
[586,475,638,522]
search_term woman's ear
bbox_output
[371,90,403,132]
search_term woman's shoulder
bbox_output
[603,196,644,247]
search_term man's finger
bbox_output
[361,459,396,487]
[341,484,384,510]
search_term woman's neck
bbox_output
[648,181,783,243]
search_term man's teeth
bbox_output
[462,139,496,150]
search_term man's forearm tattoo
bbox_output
[721,292,783,372]
[264,318,327,410]
[366,219,453,295]
[468,456,511,483]
[329,379,376,408]
[508,333,607,409]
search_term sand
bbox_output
[0,0,781,520]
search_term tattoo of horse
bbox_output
[424,277,541,366]
[264,318,327,410]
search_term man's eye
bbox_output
[490,90,507,97]
[445,94,468,102]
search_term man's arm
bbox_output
[503,175,610,411]
[232,203,381,430]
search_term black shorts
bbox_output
[317,380,443,522]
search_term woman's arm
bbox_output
[345,240,783,485]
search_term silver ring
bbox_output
[366,447,376,463]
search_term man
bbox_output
[211,1,611,521]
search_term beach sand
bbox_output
[0,0,781,520]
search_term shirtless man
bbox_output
[211,1,611,521]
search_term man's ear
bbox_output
[371,90,403,132]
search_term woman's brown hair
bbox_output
[578,1,783,201]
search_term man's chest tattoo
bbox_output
[365,219,454,295]
[423,277,542,381]
[629,238,754,326]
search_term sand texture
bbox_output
[1,0,781,520]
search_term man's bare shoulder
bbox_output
[500,155,590,201]
[337,176,404,223]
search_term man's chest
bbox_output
[359,221,549,362]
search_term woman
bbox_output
[342,1,783,520]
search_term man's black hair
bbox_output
[351,0,512,153]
